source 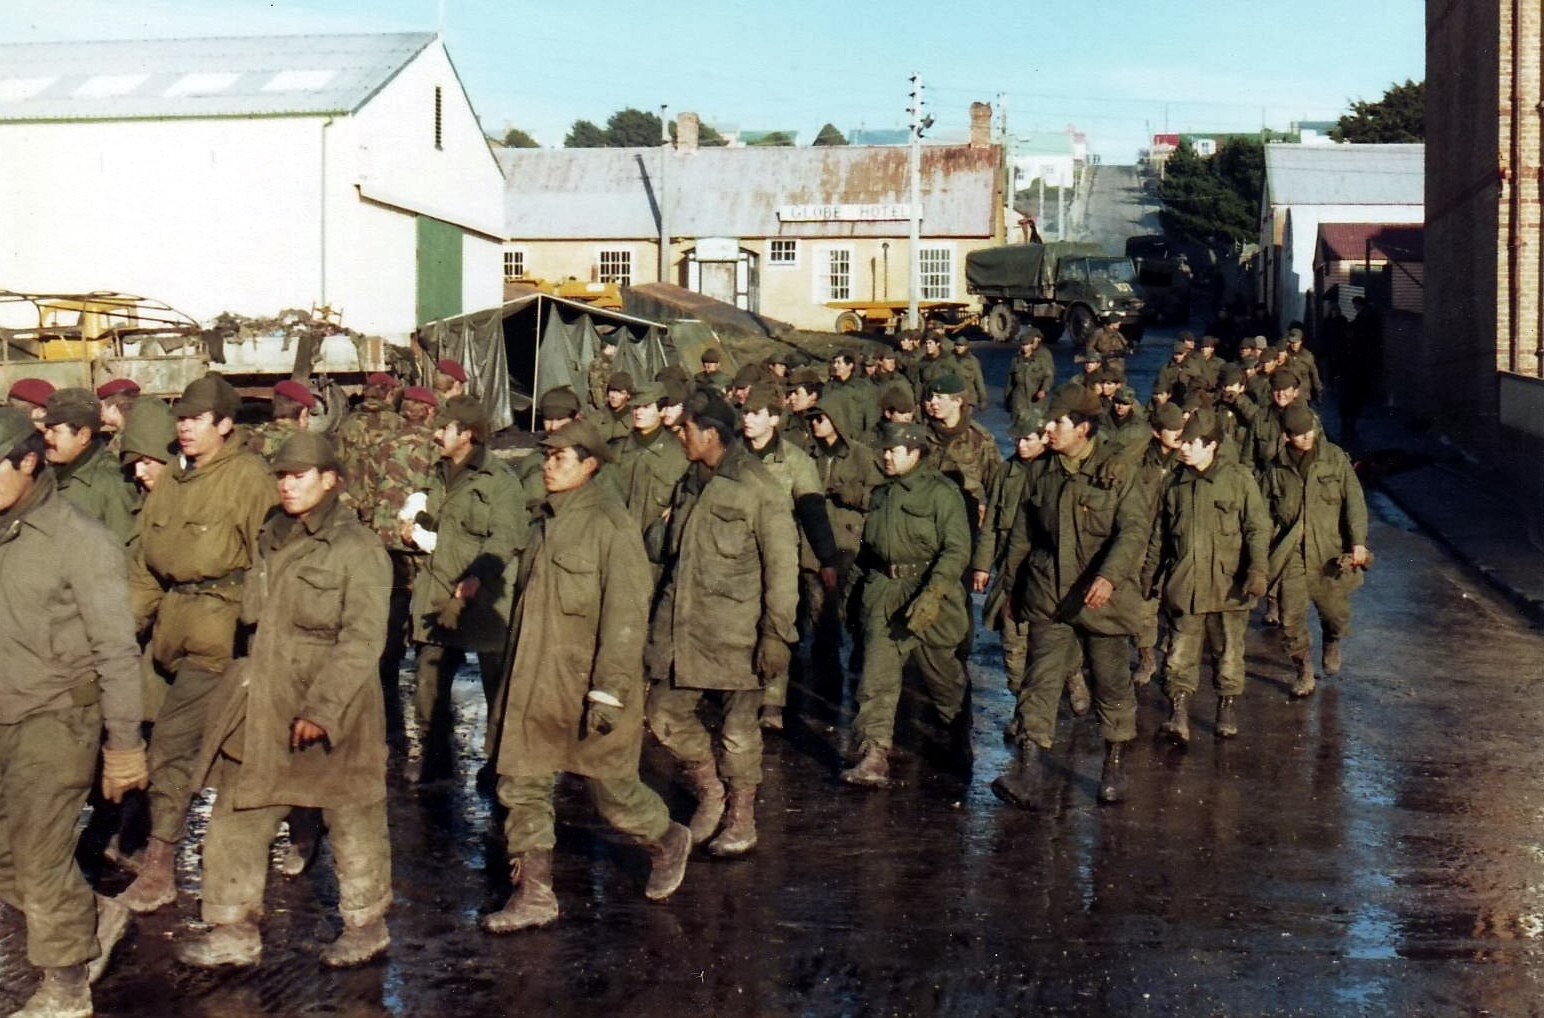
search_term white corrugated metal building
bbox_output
[0,33,504,341]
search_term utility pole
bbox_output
[658,104,670,283]
[907,73,933,330]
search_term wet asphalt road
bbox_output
[5,333,1544,1017]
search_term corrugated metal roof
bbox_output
[1265,142,1425,207]
[0,33,436,121]
[499,144,1001,241]
[1316,223,1424,263]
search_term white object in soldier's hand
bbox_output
[410,524,438,553]
[399,491,429,523]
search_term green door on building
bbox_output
[416,215,463,326]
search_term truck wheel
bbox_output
[1068,305,1096,344]
[834,311,865,334]
[984,304,1019,342]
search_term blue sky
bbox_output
[2,0,1426,160]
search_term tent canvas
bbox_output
[417,292,670,431]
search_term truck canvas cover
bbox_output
[965,242,1111,296]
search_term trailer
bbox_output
[826,300,976,336]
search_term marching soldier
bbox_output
[42,388,138,546]
[612,380,688,577]
[948,335,989,409]
[1005,326,1055,417]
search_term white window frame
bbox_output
[597,248,634,286]
[503,247,527,282]
[919,244,954,300]
[815,245,854,302]
[768,238,799,268]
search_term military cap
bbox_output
[541,417,615,464]
[951,334,971,347]
[537,386,581,420]
[1270,367,1301,391]
[1009,407,1047,438]
[927,373,966,397]
[877,420,928,451]
[402,386,439,409]
[789,366,823,391]
[174,374,241,421]
[118,397,177,464]
[1017,325,1044,345]
[699,346,724,366]
[656,364,691,385]
[1219,363,1246,387]
[1250,335,1270,351]
[43,388,102,430]
[879,383,916,414]
[659,377,690,407]
[1101,362,1127,383]
[1180,407,1222,444]
[435,358,468,383]
[1170,340,1190,355]
[435,394,492,443]
[272,379,319,409]
[1177,330,1197,346]
[765,350,790,367]
[685,391,737,433]
[1045,383,1103,420]
[632,380,666,405]
[0,407,34,458]
[740,384,784,416]
[271,431,341,473]
[1151,401,1187,432]
[1199,334,1219,348]
[7,377,55,408]
[1286,320,1307,339]
[1113,385,1138,406]
[96,378,140,400]
[732,364,762,388]
[1281,404,1317,437]
[606,370,636,395]
[1073,349,1102,365]
[365,372,396,388]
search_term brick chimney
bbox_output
[677,112,700,151]
[969,102,992,148]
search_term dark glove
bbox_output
[755,633,792,678]
[905,585,948,635]
[1244,570,1268,598]
[585,692,624,736]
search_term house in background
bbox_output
[500,106,1005,333]
[0,33,505,341]
[1313,223,1424,316]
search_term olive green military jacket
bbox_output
[1248,401,1323,472]
[1005,348,1055,416]
[197,496,390,809]
[1002,434,1148,636]
[1288,347,1324,403]
[855,464,972,649]
[54,438,138,546]
[1105,406,1150,452]
[949,349,989,408]
[614,425,689,549]
[824,376,879,439]
[498,479,653,779]
[811,434,884,558]
[409,446,530,653]
[0,473,142,749]
[751,433,837,572]
[1259,440,1368,589]
[926,411,1004,533]
[976,454,1045,630]
[1143,458,1270,615]
[648,445,799,691]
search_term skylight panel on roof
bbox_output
[74,74,150,98]
[0,77,56,103]
[262,70,338,93]
[163,72,242,98]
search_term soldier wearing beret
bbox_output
[433,358,468,400]
[246,379,318,460]
[118,374,278,915]
[0,407,146,1016]
[6,377,55,432]
[96,377,141,454]
[42,388,138,546]
[175,433,393,970]
[992,384,1148,808]
[334,372,404,518]
[482,420,690,934]
[841,420,974,787]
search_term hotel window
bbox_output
[769,239,798,266]
[598,249,633,286]
[919,246,953,299]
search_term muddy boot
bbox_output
[1322,639,1343,677]
[1159,690,1191,744]
[1097,741,1128,804]
[1066,671,1092,717]
[839,743,889,788]
[279,809,322,878]
[480,851,559,934]
[682,759,726,846]
[115,836,177,914]
[87,894,131,985]
[174,920,262,969]
[102,835,142,875]
[707,787,758,857]
[991,742,1049,808]
[1132,646,1158,687]
[644,822,691,901]
[759,705,785,732]
[13,965,90,1018]
[1215,696,1239,738]
[320,918,390,969]
[1290,655,1317,698]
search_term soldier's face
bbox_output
[741,407,777,445]
[542,445,596,493]
[1272,387,1298,408]
[787,388,815,412]
[277,466,336,517]
[133,456,167,492]
[881,444,920,476]
[810,413,835,440]
[632,402,662,432]
[1158,427,1184,451]
[661,403,685,428]
[682,417,720,463]
[43,422,92,466]
[1045,415,1090,455]
[434,421,475,460]
[1015,433,1046,460]
[1287,429,1317,453]
[1178,436,1218,470]
[606,389,630,411]
[177,411,231,463]
[0,453,38,512]
[830,359,852,381]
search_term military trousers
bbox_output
[1164,610,1248,697]
[1000,618,1031,696]
[647,684,764,790]
[200,756,392,927]
[853,629,967,753]
[1017,623,1135,749]
[147,662,225,843]
[1279,560,1354,659]
[0,705,101,967]
[414,644,506,765]
[496,772,670,855]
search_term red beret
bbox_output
[7,377,55,407]
[365,372,396,388]
[435,358,468,383]
[273,379,319,409]
[96,378,141,399]
[402,386,438,408]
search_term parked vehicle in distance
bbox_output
[966,242,1145,344]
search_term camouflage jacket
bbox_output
[369,421,438,549]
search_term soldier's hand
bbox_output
[1350,544,1371,569]
[905,585,947,634]
[585,690,624,736]
[454,576,481,601]
[971,569,991,595]
[101,745,148,803]
[1083,576,1115,610]
[820,566,839,592]
[291,718,330,752]
[755,633,792,678]
[435,596,466,632]
[1245,570,1268,598]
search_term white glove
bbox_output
[398,491,429,524]
[410,524,438,553]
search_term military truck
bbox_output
[1125,235,1197,326]
[965,242,1145,344]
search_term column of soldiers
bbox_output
[0,322,1371,1009]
